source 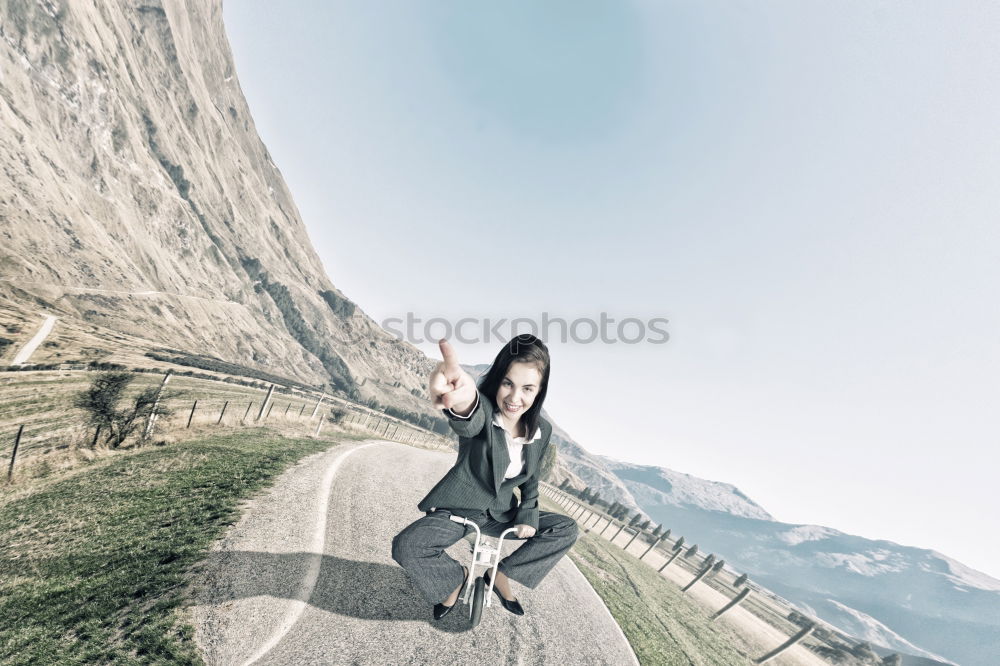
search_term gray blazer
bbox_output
[417,388,552,530]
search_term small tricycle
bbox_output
[448,513,520,627]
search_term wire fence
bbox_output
[543,485,896,665]
[2,367,453,482]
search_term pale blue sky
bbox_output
[223,1,1000,578]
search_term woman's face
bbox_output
[496,361,543,421]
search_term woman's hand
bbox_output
[514,524,536,539]
[429,338,477,414]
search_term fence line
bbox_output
[542,484,861,664]
[2,367,453,478]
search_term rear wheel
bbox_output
[469,576,485,627]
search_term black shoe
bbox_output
[484,569,524,616]
[433,566,469,621]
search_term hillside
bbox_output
[0,0,436,418]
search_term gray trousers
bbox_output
[391,509,579,605]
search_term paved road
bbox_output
[188,439,638,666]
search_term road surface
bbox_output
[187,439,639,665]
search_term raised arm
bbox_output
[429,338,486,437]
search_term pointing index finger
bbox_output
[438,338,461,373]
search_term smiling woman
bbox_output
[391,335,579,621]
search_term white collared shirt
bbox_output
[492,409,543,479]
[447,393,543,479]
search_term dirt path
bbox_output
[11,314,58,365]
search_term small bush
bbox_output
[74,371,172,448]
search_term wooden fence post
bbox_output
[143,371,172,439]
[265,402,274,420]
[7,425,24,483]
[91,424,102,448]
[310,393,325,419]
[640,533,668,560]
[625,528,646,550]
[298,404,306,418]
[242,401,254,423]
[611,523,630,542]
[755,622,815,664]
[712,587,752,621]
[658,545,684,572]
[683,555,717,592]
[256,384,275,422]
[187,400,198,428]
[284,403,291,417]
[217,401,229,425]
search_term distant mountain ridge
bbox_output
[464,366,994,664]
[557,451,998,666]
[596,454,772,521]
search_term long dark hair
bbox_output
[478,334,550,440]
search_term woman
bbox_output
[391,334,579,620]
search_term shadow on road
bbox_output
[188,549,485,632]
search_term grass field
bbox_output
[540,493,776,666]
[0,428,365,665]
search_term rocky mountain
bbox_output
[0,0,437,418]
[560,451,998,666]
[598,454,773,521]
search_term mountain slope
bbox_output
[0,0,435,416]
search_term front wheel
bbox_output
[469,576,485,627]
